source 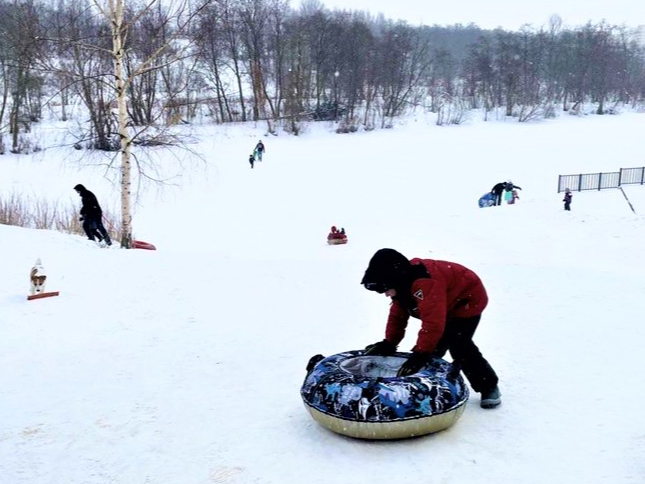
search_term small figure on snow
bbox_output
[74,184,112,246]
[361,248,501,409]
[563,188,572,211]
[491,180,522,206]
[507,189,520,205]
[327,225,348,245]
[249,153,255,169]
[254,140,265,161]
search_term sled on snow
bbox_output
[132,240,156,250]
[327,237,348,245]
[478,192,496,208]
[27,291,60,301]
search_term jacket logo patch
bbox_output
[413,289,424,300]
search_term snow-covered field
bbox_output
[1,111,644,484]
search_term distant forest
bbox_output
[2,0,645,153]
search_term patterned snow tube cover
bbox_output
[301,351,469,440]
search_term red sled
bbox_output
[27,291,60,301]
[132,240,156,250]
[327,238,348,245]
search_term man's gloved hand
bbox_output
[363,339,397,356]
[397,352,432,377]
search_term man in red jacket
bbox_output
[361,248,501,408]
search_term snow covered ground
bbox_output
[1,111,645,484]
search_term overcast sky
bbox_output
[304,0,645,30]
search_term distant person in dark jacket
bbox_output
[491,182,506,206]
[563,188,572,211]
[254,140,265,161]
[249,153,255,169]
[74,184,112,246]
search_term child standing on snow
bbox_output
[507,189,520,205]
[249,153,255,169]
[563,189,572,211]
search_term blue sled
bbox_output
[478,192,496,208]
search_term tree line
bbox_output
[1,0,644,151]
[1,0,644,246]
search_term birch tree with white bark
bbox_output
[90,0,213,248]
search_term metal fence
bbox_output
[558,167,645,192]
[619,167,645,185]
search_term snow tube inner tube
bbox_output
[132,240,156,250]
[301,351,468,440]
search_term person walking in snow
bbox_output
[361,248,501,408]
[74,184,112,246]
[249,153,255,169]
[254,140,265,161]
[563,188,572,211]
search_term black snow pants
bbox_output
[431,315,499,393]
[83,215,111,245]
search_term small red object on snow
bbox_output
[327,225,348,245]
[132,240,156,250]
[27,291,60,301]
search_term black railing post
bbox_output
[578,173,582,191]
[618,169,622,187]
[598,172,602,190]
[641,167,644,185]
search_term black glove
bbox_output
[397,352,432,377]
[306,354,325,373]
[363,340,397,356]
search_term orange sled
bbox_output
[27,291,60,301]
[132,240,157,250]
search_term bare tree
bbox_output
[88,0,212,247]
[1,0,44,153]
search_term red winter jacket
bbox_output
[385,258,488,353]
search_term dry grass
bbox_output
[0,192,121,243]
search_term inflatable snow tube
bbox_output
[327,238,348,245]
[478,192,496,208]
[132,240,157,250]
[301,351,469,440]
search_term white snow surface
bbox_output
[2,112,645,484]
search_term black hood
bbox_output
[361,248,413,291]
[74,184,87,193]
